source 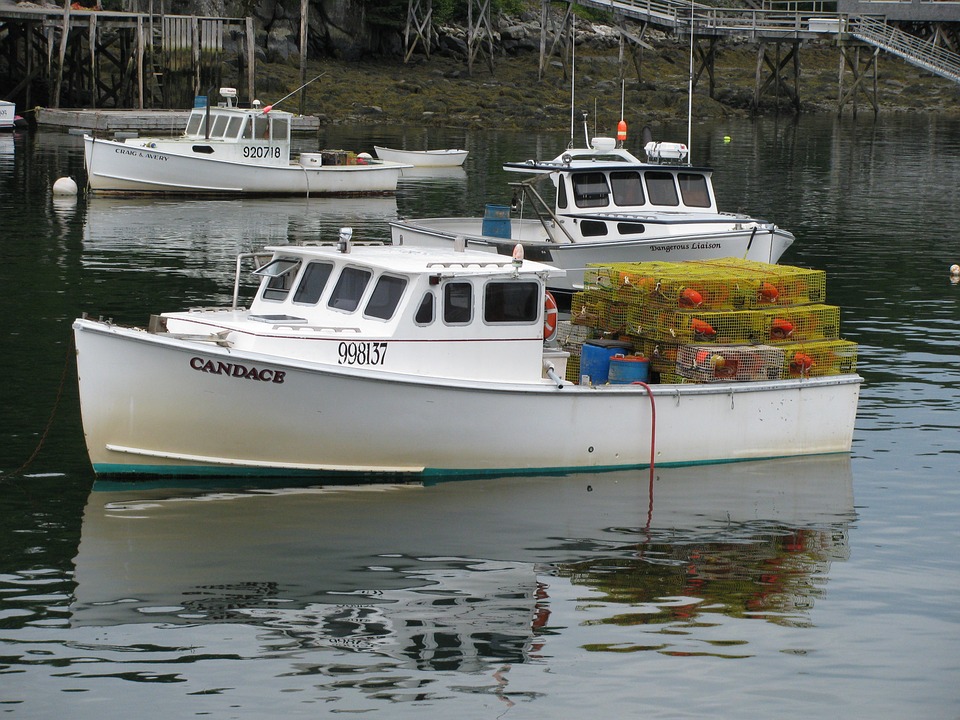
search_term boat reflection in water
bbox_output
[72,455,854,669]
[82,194,399,258]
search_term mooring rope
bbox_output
[0,340,73,482]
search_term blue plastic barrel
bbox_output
[579,339,633,385]
[482,204,512,239]
[608,354,650,384]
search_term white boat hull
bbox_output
[84,136,407,195]
[390,217,795,293]
[374,146,468,167]
[74,318,861,478]
[0,100,15,131]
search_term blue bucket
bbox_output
[579,339,633,385]
[482,204,511,239]
[608,354,650,384]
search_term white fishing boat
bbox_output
[72,231,861,479]
[374,146,468,167]
[83,88,411,195]
[0,100,16,131]
[390,125,794,296]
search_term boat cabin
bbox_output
[161,234,564,384]
[504,137,724,237]
[183,88,292,148]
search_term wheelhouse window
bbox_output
[253,114,269,139]
[678,172,711,208]
[185,110,203,136]
[644,171,680,206]
[226,116,244,139]
[571,172,610,208]
[271,116,290,142]
[580,220,608,237]
[484,281,539,324]
[364,275,407,320]
[557,176,569,210]
[292,261,333,305]
[211,114,229,138]
[415,292,435,325]
[255,258,302,301]
[617,222,646,235]
[443,282,472,324]
[328,266,372,312]
[610,171,645,206]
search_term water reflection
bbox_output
[67,456,854,672]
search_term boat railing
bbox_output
[512,177,579,244]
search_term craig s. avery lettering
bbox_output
[115,147,169,161]
[189,357,286,384]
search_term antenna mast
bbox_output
[687,0,694,163]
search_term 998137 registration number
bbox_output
[338,341,388,366]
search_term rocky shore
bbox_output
[256,19,959,131]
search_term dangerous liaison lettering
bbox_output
[650,242,722,253]
[190,356,286,384]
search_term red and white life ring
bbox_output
[543,291,559,341]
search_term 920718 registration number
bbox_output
[243,146,281,159]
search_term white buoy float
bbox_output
[53,176,78,196]
[951,263,960,276]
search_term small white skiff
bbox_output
[83,88,411,195]
[374,146,468,167]
[73,231,861,479]
[391,123,793,296]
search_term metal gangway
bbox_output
[576,0,960,85]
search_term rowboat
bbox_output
[83,88,411,195]
[72,230,861,479]
[374,146,468,167]
[390,125,794,297]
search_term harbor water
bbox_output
[1,113,959,718]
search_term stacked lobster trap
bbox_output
[560,257,857,384]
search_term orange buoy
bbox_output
[678,287,704,308]
[758,282,780,303]
[691,318,717,338]
[543,291,559,341]
[617,120,627,142]
[789,352,815,376]
[770,318,794,340]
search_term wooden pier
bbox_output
[0,3,255,111]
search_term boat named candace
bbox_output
[73,230,860,479]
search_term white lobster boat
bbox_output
[390,130,794,296]
[374,146,468,167]
[83,88,411,196]
[73,231,860,479]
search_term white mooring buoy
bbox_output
[52,176,78,196]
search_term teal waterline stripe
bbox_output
[92,451,849,490]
